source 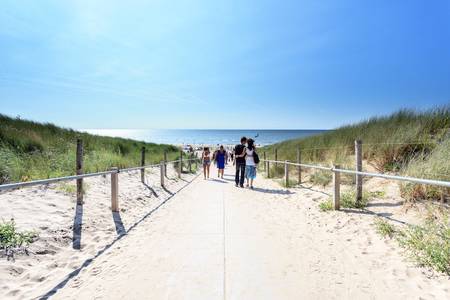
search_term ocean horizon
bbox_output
[81,129,328,146]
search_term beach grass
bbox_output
[0,219,37,258]
[374,218,396,238]
[309,170,332,187]
[262,106,450,201]
[0,114,180,183]
[319,200,333,211]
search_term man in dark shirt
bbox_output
[234,136,247,187]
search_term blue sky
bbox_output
[0,0,449,129]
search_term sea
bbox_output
[82,129,327,146]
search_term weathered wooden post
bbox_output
[140,147,146,183]
[76,139,83,205]
[266,161,270,178]
[355,140,362,205]
[274,148,278,167]
[188,153,192,173]
[333,165,341,210]
[111,168,119,212]
[164,151,168,176]
[179,150,183,178]
[160,161,165,187]
[263,151,266,172]
[297,146,301,184]
[285,160,289,187]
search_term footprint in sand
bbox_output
[90,266,103,276]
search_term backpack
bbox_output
[253,151,260,164]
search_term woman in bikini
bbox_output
[202,147,211,179]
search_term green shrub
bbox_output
[0,219,37,258]
[397,213,450,275]
[339,189,384,209]
[319,200,333,211]
[270,165,285,178]
[310,170,332,187]
[374,218,396,238]
[277,178,297,188]
[400,137,450,202]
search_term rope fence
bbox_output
[261,139,450,210]
[0,139,201,213]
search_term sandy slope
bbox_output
[0,164,198,299]
[44,165,449,299]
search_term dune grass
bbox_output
[309,170,332,187]
[0,219,37,258]
[374,218,396,238]
[262,106,450,201]
[0,114,180,183]
[397,217,450,275]
[374,208,450,275]
[319,200,333,212]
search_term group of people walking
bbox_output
[201,136,258,189]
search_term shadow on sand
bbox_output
[39,173,200,299]
[72,204,83,250]
[112,212,126,236]
[340,208,408,226]
[210,178,228,184]
[143,182,159,198]
[252,187,295,195]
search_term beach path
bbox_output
[52,164,449,300]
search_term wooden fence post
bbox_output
[297,147,301,184]
[263,152,266,172]
[274,148,278,167]
[76,139,83,205]
[285,160,289,187]
[266,161,270,178]
[140,147,146,183]
[160,161,165,187]
[164,151,168,176]
[188,153,192,173]
[111,168,119,212]
[333,165,341,210]
[179,150,183,178]
[355,140,362,205]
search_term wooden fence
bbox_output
[0,139,200,212]
[262,139,450,210]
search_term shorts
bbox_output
[245,165,256,179]
[203,160,211,166]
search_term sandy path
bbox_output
[44,165,450,299]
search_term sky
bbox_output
[0,0,449,130]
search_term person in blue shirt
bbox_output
[215,145,227,178]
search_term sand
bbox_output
[1,163,449,299]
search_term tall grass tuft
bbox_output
[396,208,450,275]
[0,114,179,183]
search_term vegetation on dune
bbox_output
[309,170,332,187]
[0,219,37,259]
[0,114,179,183]
[397,211,450,275]
[374,218,396,238]
[319,200,333,212]
[262,106,450,202]
[318,189,384,211]
[374,208,450,276]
